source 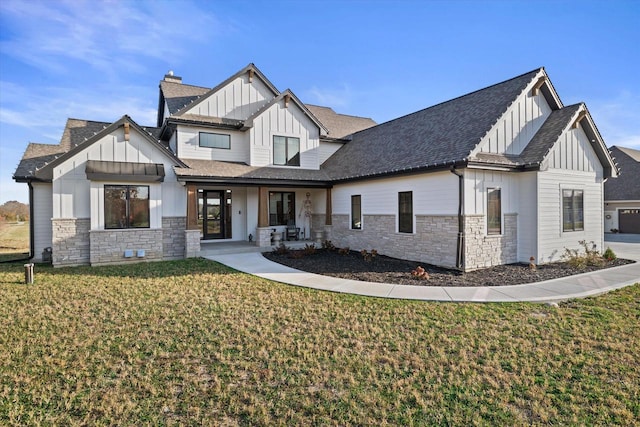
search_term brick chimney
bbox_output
[163,70,182,83]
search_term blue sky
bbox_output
[1,0,638,204]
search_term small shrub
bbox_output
[603,247,617,261]
[529,256,536,271]
[338,247,350,255]
[322,240,336,251]
[563,240,605,269]
[361,249,378,262]
[411,266,430,280]
[272,242,290,255]
[303,243,317,256]
[288,250,305,259]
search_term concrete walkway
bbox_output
[206,241,640,303]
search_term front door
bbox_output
[199,190,232,240]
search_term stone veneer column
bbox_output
[256,227,273,247]
[184,229,201,258]
[163,217,187,260]
[52,218,91,267]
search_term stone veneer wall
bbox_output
[90,229,163,266]
[464,214,517,270]
[330,214,459,268]
[52,218,91,266]
[163,217,186,260]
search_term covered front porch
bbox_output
[183,183,334,256]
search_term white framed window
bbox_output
[199,132,230,149]
[563,189,584,231]
[487,188,501,235]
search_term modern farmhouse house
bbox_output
[14,64,617,270]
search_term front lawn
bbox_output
[0,259,638,425]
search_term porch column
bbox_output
[324,187,333,241]
[256,186,272,247]
[325,188,332,225]
[184,184,201,258]
[186,184,198,230]
[258,186,268,227]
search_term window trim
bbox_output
[562,189,584,232]
[398,191,413,234]
[104,184,150,230]
[487,187,502,235]
[273,135,301,167]
[199,132,231,149]
[351,195,362,230]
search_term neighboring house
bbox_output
[604,146,640,233]
[14,64,617,270]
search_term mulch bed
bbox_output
[263,248,634,287]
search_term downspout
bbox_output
[450,167,465,271]
[27,180,35,260]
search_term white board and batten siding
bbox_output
[31,182,53,261]
[537,128,604,263]
[175,126,249,163]
[319,141,344,165]
[476,81,552,156]
[52,127,186,230]
[183,74,273,120]
[249,100,321,169]
[332,172,459,217]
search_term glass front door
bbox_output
[198,190,232,240]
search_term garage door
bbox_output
[619,209,640,233]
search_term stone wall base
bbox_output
[256,227,273,247]
[330,214,459,269]
[464,214,517,270]
[52,218,91,267]
[90,229,163,266]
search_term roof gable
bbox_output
[176,63,280,120]
[16,116,184,182]
[322,68,542,181]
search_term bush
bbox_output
[322,240,336,251]
[563,240,605,269]
[361,249,378,262]
[272,242,290,255]
[603,247,617,261]
[302,243,317,256]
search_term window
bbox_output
[563,189,584,231]
[269,192,295,226]
[487,188,501,235]
[105,185,150,229]
[398,191,413,233]
[199,132,230,149]
[273,136,300,166]
[351,195,362,230]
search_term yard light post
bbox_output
[24,263,34,284]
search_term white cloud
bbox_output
[305,83,353,108]
[588,90,640,150]
[0,0,231,77]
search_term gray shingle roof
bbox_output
[322,68,542,181]
[517,104,582,165]
[160,81,209,116]
[174,159,331,185]
[605,146,640,201]
[14,117,168,181]
[305,105,376,139]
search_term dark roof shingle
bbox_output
[605,146,640,201]
[322,68,542,181]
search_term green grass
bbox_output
[1,259,638,426]
[0,221,29,262]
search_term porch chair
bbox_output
[286,220,300,241]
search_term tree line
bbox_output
[0,201,29,222]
